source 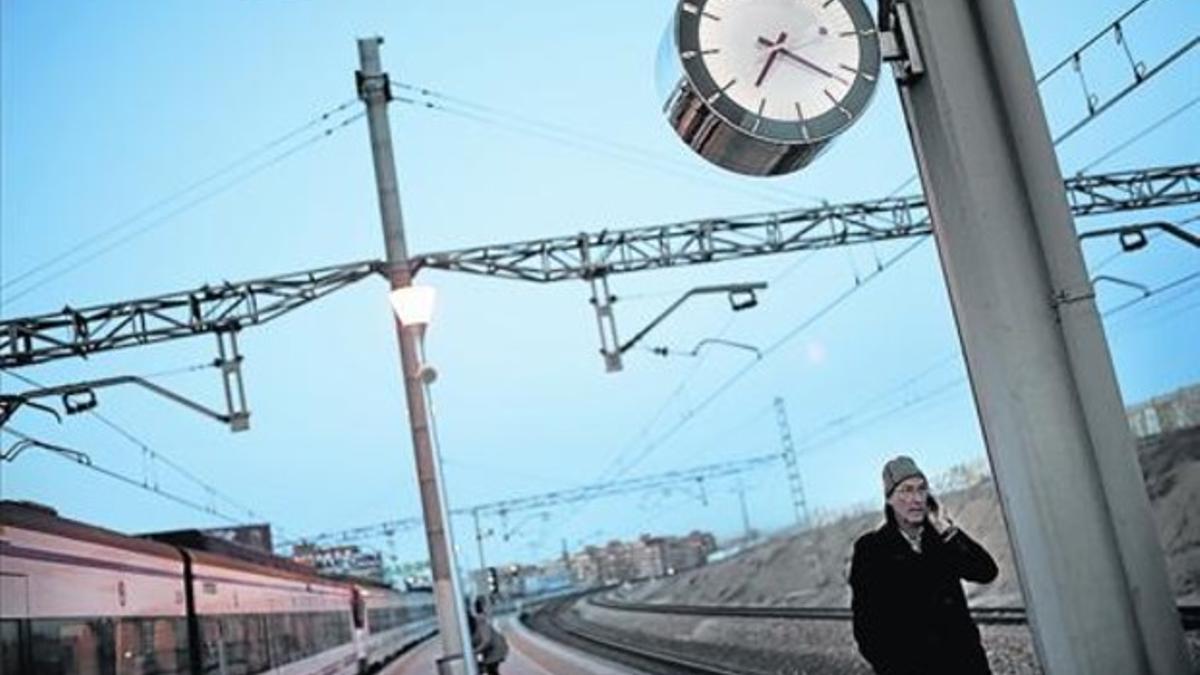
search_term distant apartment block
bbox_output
[569,531,717,585]
[1127,383,1200,437]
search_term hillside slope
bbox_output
[622,426,1200,608]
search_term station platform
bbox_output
[382,616,640,675]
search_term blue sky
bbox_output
[2,0,1197,573]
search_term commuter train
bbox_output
[0,500,436,675]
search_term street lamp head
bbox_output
[389,285,436,327]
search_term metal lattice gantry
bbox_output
[2,163,1197,371]
[410,162,1200,282]
[278,452,784,548]
[0,260,382,369]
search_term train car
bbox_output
[0,500,192,675]
[184,546,357,675]
[0,502,437,675]
[357,583,436,671]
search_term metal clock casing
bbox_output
[661,0,882,176]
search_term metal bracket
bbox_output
[1051,285,1098,311]
[355,70,393,103]
[215,331,251,432]
[879,0,925,83]
[587,274,623,373]
[0,334,250,433]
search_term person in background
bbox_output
[849,455,999,675]
[468,596,509,674]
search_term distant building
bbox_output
[198,524,274,553]
[1127,383,1200,437]
[291,543,386,583]
[568,530,716,585]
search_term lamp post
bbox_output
[359,37,476,675]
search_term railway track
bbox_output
[524,595,748,675]
[587,594,1200,630]
[525,591,1200,674]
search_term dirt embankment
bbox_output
[623,426,1200,608]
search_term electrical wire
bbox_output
[1,99,358,296]
[391,92,819,212]
[879,0,1180,208]
[394,81,828,206]
[1103,269,1200,317]
[612,236,929,479]
[1073,95,1200,175]
[1,369,275,524]
[2,426,243,524]
[2,108,365,309]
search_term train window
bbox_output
[115,618,187,675]
[29,618,116,675]
[245,615,269,673]
[1,620,22,674]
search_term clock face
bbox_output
[676,0,880,144]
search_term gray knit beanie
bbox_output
[882,455,926,496]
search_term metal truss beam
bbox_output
[411,162,1200,282]
[4,164,1195,371]
[278,453,782,548]
[1,260,382,369]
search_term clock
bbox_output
[661,0,881,176]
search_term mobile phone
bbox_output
[927,493,940,513]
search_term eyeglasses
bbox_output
[894,484,928,497]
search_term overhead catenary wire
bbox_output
[1073,95,1200,175]
[390,89,826,213]
[2,108,366,309]
[1103,269,1200,317]
[1,98,358,296]
[878,0,1184,207]
[1,369,276,525]
[1,426,244,525]
[611,236,930,480]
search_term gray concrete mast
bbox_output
[356,37,476,675]
[884,1,1190,672]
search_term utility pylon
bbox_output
[774,396,809,528]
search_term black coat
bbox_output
[849,510,999,675]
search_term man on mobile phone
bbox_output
[849,455,999,675]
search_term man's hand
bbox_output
[929,501,957,538]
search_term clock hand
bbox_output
[755,49,781,87]
[756,31,789,49]
[777,48,847,84]
[754,31,789,87]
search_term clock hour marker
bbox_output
[840,63,875,82]
[681,48,719,60]
[839,29,876,37]
[824,88,853,119]
[795,102,810,140]
[682,2,699,14]
[706,77,738,104]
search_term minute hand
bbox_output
[777,48,835,78]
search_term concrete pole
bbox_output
[736,481,752,540]
[356,37,476,675]
[889,2,1190,672]
[473,508,488,594]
